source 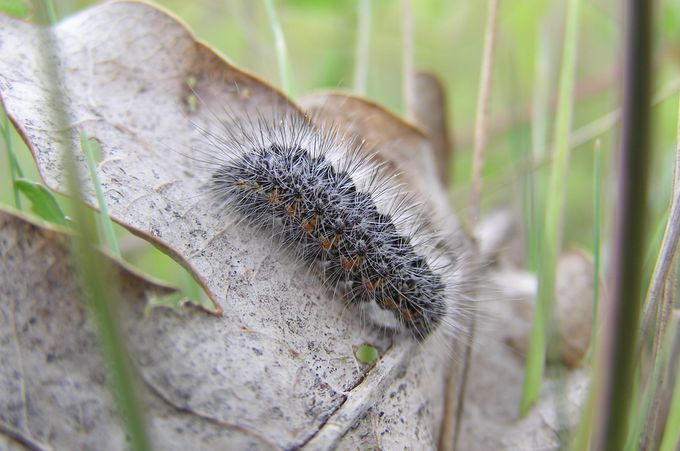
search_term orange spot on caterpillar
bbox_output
[384,297,398,311]
[267,188,279,205]
[340,255,364,271]
[362,277,383,293]
[302,216,318,234]
[401,309,413,322]
[285,201,299,217]
[319,235,336,251]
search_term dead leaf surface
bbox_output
[0,3,455,448]
[0,209,358,450]
[0,209,223,448]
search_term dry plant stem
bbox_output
[641,275,679,451]
[641,95,680,360]
[438,343,463,450]
[302,341,415,451]
[448,1,499,449]
[401,0,414,121]
[456,65,620,148]
[467,0,499,225]
[453,79,680,220]
[354,0,371,96]
[448,259,479,451]
[555,79,679,167]
[594,0,653,448]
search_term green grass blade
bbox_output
[43,0,57,24]
[34,2,151,448]
[531,26,551,163]
[65,180,152,451]
[81,133,121,257]
[520,0,582,415]
[2,110,23,209]
[592,140,601,332]
[264,0,295,97]
[584,138,602,363]
[14,178,67,225]
[526,25,551,273]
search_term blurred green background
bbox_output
[1,0,680,292]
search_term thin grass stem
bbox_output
[531,26,551,163]
[467,0,499,226]
[354,0,371,96]
[81,132,121,257]
[401,0,414,120]
[449,1,499,449]
[526,24,552,273]
[264,0,294,98]
[520,0,582,415]
[587,138,602,362]
[2,110,23,209]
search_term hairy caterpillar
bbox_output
[193,107,471,342]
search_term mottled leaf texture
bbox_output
[0,2,452,449]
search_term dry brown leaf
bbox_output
[554,249,595,368]
[413,72,452,186]
[0,3,460,449]
[501,248,595,368]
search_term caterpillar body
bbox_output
[198,111,469,342]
